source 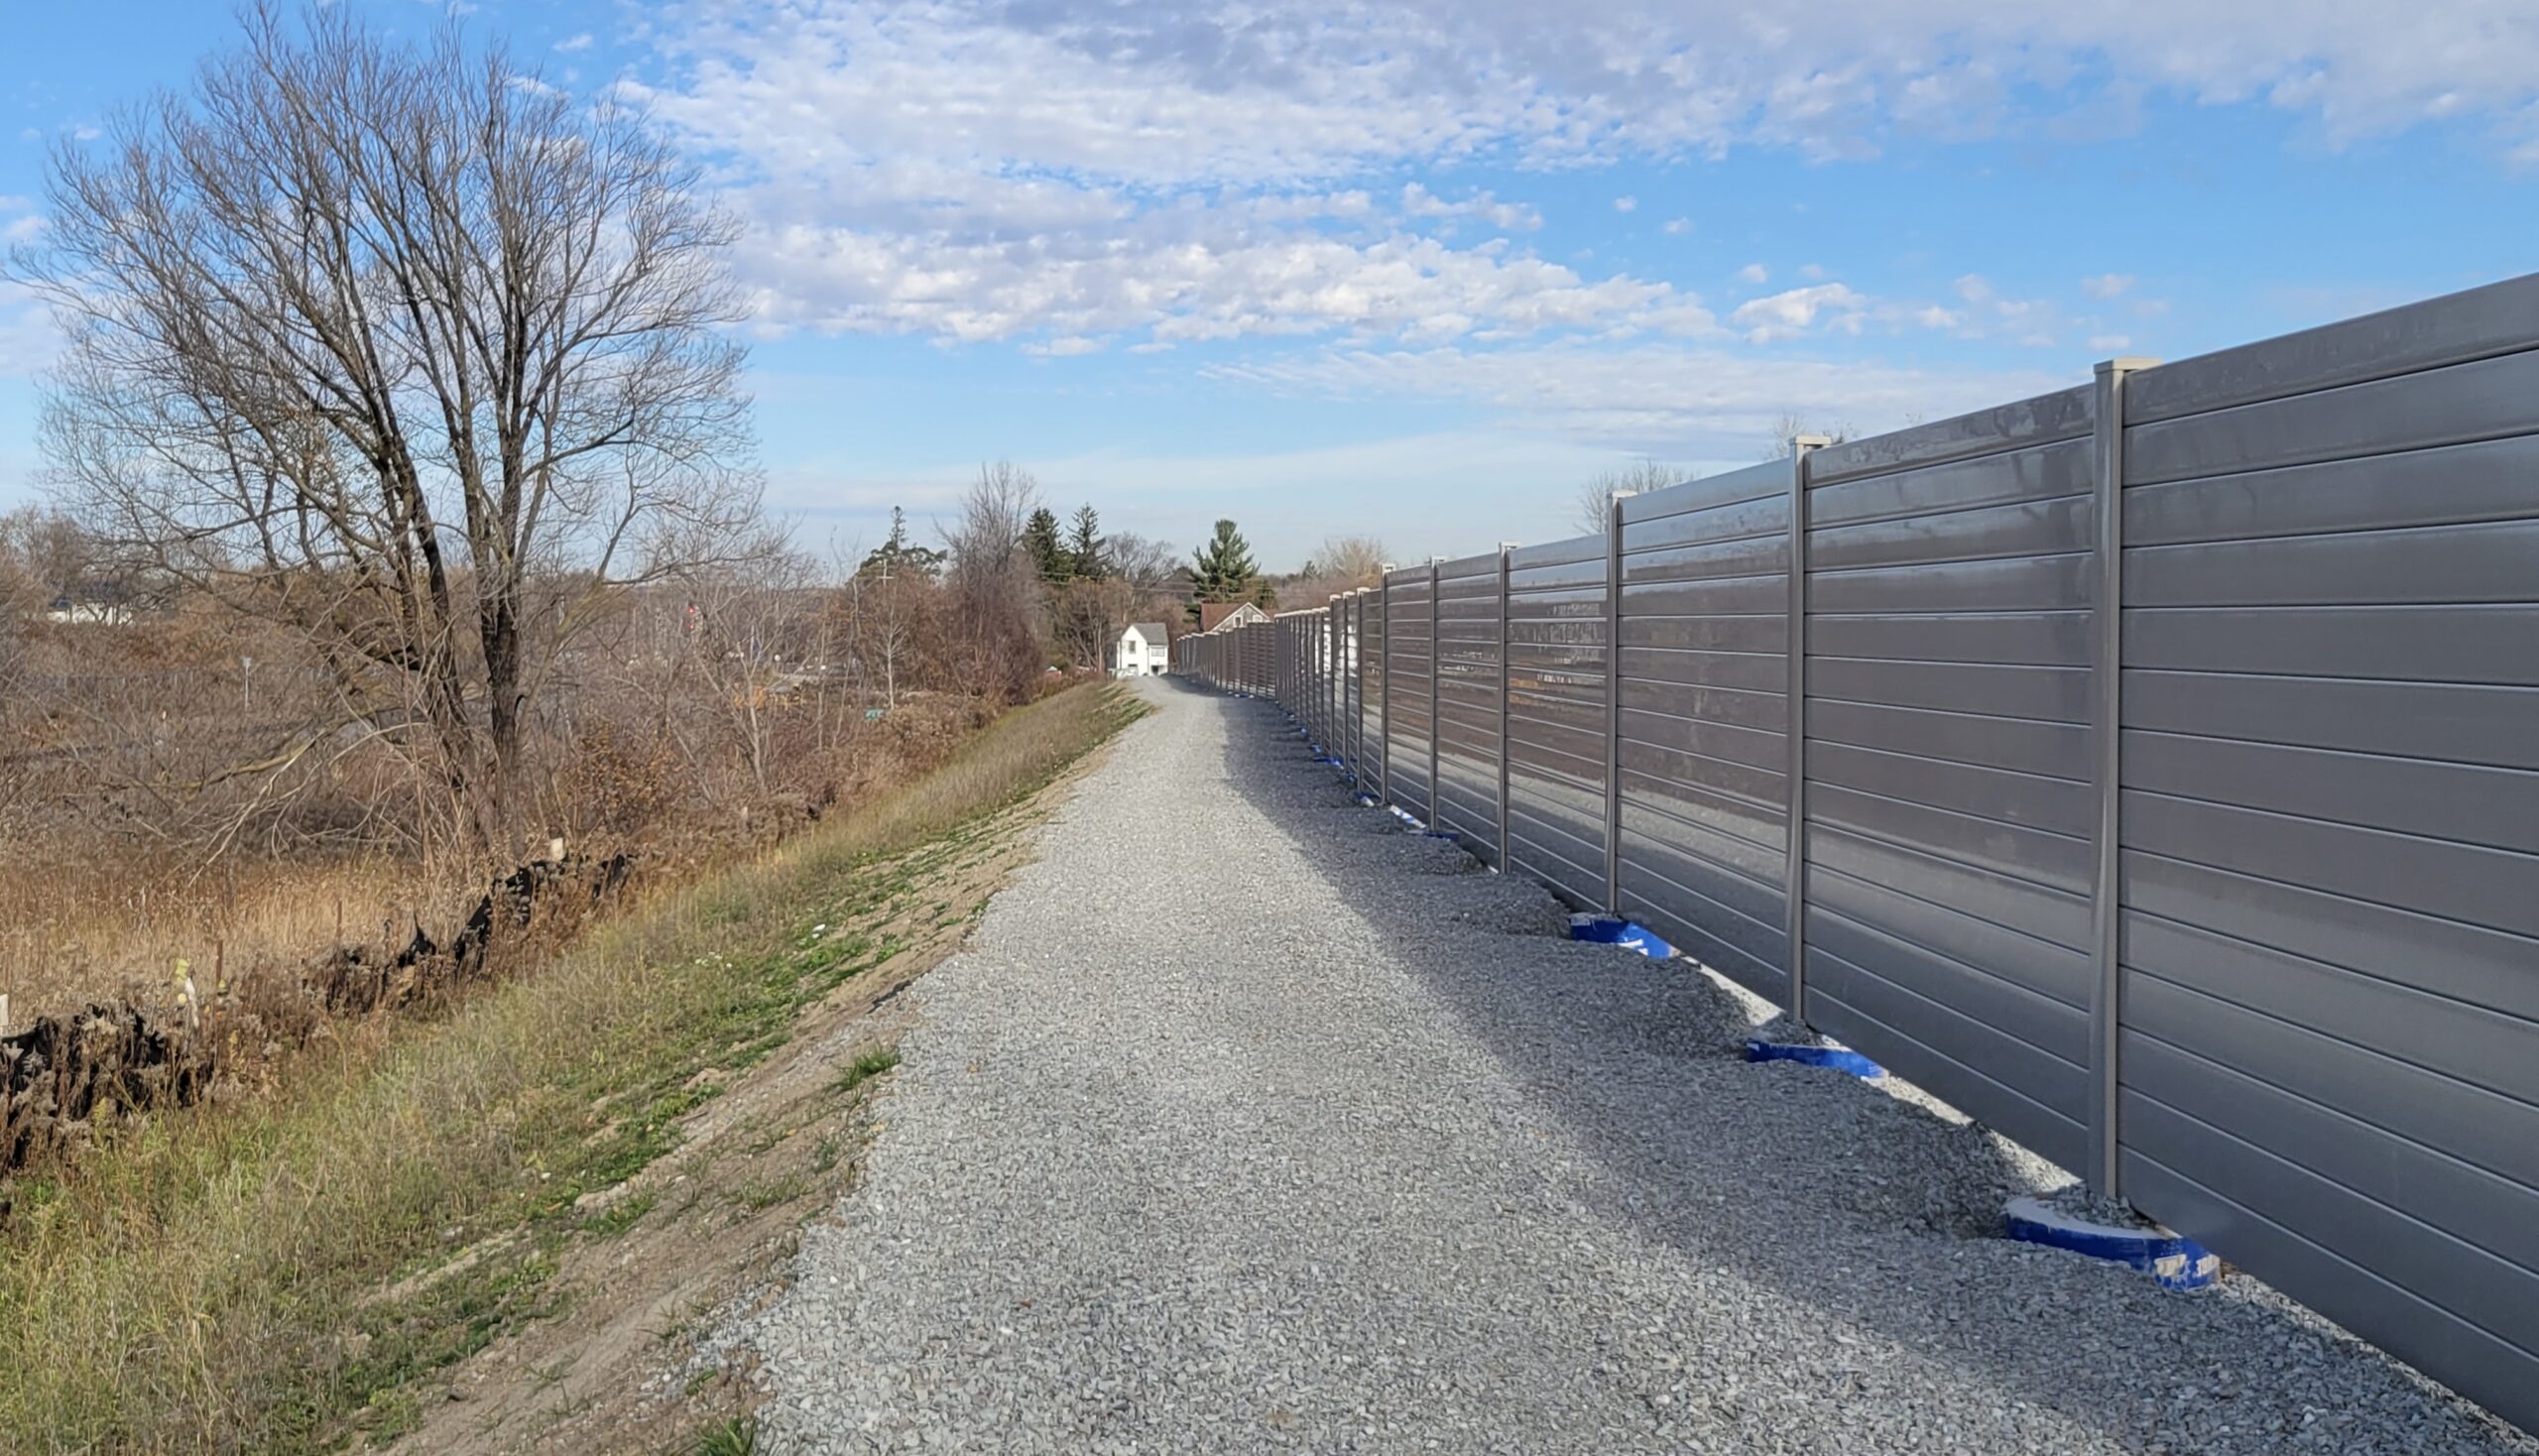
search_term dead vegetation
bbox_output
[0,681,1144,1453]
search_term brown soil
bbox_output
[389,746,1105,1456]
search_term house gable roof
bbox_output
[1125,621,1170,645]
[1198,601,1266,632]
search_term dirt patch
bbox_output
[387,744,1108,1456]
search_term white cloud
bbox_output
[1400,182,1541,232]
[555,31,595,53]
[1613,194,1638,212]
[1204,339,2063,456]
[2081,272,2134,298]
[1736,263,1769,284]
[1732,282,1870,342]
[2089,333,2133,350]
[1799,263,1826,281]
[1662,217,1692,235]
[640,1,2539,358]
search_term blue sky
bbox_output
[3,1,2535,567]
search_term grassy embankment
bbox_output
[0,681,1146,1452]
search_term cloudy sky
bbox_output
[3,1,2535,565]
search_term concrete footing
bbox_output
[2003,1196,2220,1289]
[1744,1038,1884,1079]
[1567,914,1675,959]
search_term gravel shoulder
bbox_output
[723,677,2536,1455]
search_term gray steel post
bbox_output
[1378,571,1392,808]
[2090,357,2157,1198]
[1428,558,1442,830]
[1604,492,1626,914]
[1498,545,1515,872]
[1783,434,1832,1026]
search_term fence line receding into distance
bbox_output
[1173,271,2539,1439]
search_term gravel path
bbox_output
[725,678,2534,1455]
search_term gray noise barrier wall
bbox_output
[1177,272,2539,1440]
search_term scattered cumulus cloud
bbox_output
[1733,283,1869,342]
[2081,272,2135,298]
[1736,263,1769,284]
[555,31,595,52]
[1663,217,1692,235]
[1613,194,1638,212]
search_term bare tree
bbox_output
[9,5,760,857]
[1311,534,1389,583]
[1569,460,1693,536]
[941,461,1045,699]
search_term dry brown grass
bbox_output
[0,856,475,1027]
[0,682,1145,1453]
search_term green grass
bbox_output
[834,1045,902,1095]
[0,684,1143,1453]
[691,1413,757,1454]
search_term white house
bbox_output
[1112,621,1171,676]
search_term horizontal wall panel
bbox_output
[1801,952,2091,1173]
[1809,496,2091,573]
[1619,677,1787,734]
[2123,1034,2539,1279]
[1510,558,1608,592]
[1809,741,2094,838]
[1620,646,1784,693]
[2124,347,2539,486]
[1438,552,1499,580]
[2120,1146,2539,1442]
[2120,851,2539,1023]
[2125,974,2539,1200]
[1619,708,1786,772]
[2124,669,2539,770]
[1509,535,1606,569]
[1618,818,1787,931]
[1809,384,2093,486]
[2122,791,2539,939]
[1808,783,2092,896]
[1619,611,1784,654]
[1620,847,1787,972]
[1505,585,1606,620]
[1620,736,1784,801]
[1622,772,1783,856]
[1622,792,1783,872]
[1618,574,1785,617]
[1623,493,1787,554]
[2127,273,2539,425]
[1809,861,2091,1012]
[1808,700,2089,781]
[2123,730,2539,853]
[1809,658,2091,724]
[1621,537,1784,585]
[1810,436,2091,531]
[2118,1089,2539,1413]
[2124,911,2539,1110]
[1808,610,2088,667]
[1808,552,2093,615]
[2126,519,2539,609]
[1805,897,2091,1068]
[2125,604,2539,684]
[2125,430,2539,547]
[1622,460,1786,522]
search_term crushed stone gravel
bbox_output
[715,679,2537,1455]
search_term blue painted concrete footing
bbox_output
[1354,792,1380,807]
[1744,1038,1885,1079]
[2004,1195,2221,1290]
[1567,914,1675,959]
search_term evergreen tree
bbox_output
[856,506,946,580]
[1067,505,1105,579]
[1188,519,1262,620]
[1023,506,1070,584]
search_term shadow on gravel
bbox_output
[1169,676,2526,1454]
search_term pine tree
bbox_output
[1023,506,1070,584]
[856,506,946,580]
[1067,505,1105,579]
[1189,518,1262,620]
